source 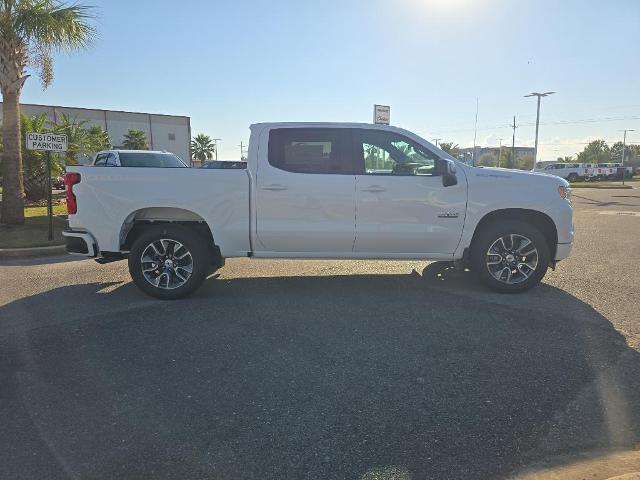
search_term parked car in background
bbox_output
[201,160,247,169]
[595,163,617,179]
[598,163,633,179]
[582,163,599,180]
[63,122,574,299]
[92,150,188,168]
[52,175,66,190]
[534,163,586,182]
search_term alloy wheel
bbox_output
[140,238,194,290]
[485,234,539,285]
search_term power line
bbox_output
[428,114,640,136]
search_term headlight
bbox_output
[558,185,572,202]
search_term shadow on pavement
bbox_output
[571,193,640,207]
[1,264,639,480]
[0,254,86,267]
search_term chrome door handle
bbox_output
[261,184,288,191]
[361,185,386,193]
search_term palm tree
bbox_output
[122,129,149,150]
[0,0,95,225]
[85,125,111,153]
[49,112,88,165]
[21,113,55,201]
[439,142,460,156]
[190,134,216,163]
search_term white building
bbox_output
[0,103,191,163]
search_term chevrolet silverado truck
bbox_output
[63,122,574,299]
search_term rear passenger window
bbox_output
[105,153,118,166]
[268,128,352,174]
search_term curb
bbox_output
[0,244,66,259]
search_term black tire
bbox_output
[128,224,210,300]
[471,220,550,293]
[567,173,579,182]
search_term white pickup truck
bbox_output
[534,163,586,182]
[63,122,574,299]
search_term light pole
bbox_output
[213,138,222,161]
[432,138,442,148]
[524,91,555,168]
[620,129,634,186]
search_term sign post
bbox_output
[25,132,68,242]
[373,104,390,125]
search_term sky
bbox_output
[21,0,640,160]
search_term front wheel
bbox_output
[128,224,210,299]
[471,221,550,293]
[567,173,579,182]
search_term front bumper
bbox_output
[62,230,98,257]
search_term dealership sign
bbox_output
[26,132,68,152]
[373,104,390,125]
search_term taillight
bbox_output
[64,172,81,214]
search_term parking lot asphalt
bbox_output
[1,188,639,479]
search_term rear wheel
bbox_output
[567,173,579,182]
[471,221,550,293]
[128,224,210,299]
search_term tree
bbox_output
[576,140,611,164]
[122,129,149,150]
[477,152,498,167]
[499,149,515,168]
[20,113,58,201]
[0,0,95,225]
[49,112,88,165]
[610,141,628,163]
[190,133,215,163]
[627,144,640,168]
[439,142,460,157]
[85,125,111,154]
[557,155,574,162]
[516,154,535,170]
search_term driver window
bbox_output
[360,130,438,176]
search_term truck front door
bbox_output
[255,127,357,254]
[352,128,466,256]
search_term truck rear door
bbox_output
[254,127,357,254]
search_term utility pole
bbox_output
[213,138,222,161]
[620,129,635,186]
[511,116,517,169]
[432,138,442,148]
[497,138,504,168]
[524,91,555,168]
[239,141,248,160]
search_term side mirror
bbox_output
[440,159,458,187]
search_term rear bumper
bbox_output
[555,242,573,261]
[62,230,97,257]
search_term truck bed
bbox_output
[67,166,251,256]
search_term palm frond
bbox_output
[14,1,96,51]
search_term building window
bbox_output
[168,133,176,141]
